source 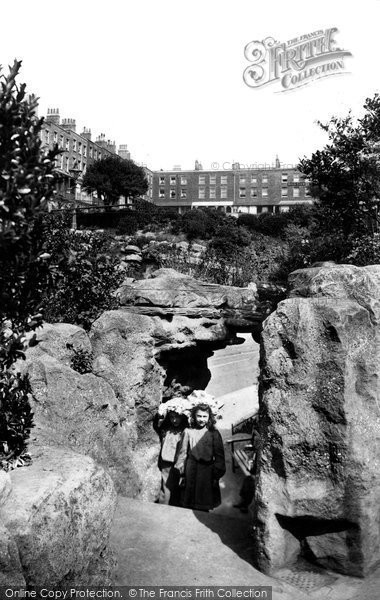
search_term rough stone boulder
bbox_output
[253,264,380,577]
[0,446,116,585]
[21,320,162,498]
[20,269,282,502]
[117,268,283,335]
[118,267,257,309]
[0,471,25,585]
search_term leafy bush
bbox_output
[0,372,34,470]
[210,223,251,256]
[299,94,380,237]
[116,213,139,235]
[40,213,124,330]
[173,208,232,241]
[237,205,318,239]
[0,61,60,468]
[345,233,380,265]
[68,345,94,374]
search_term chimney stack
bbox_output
[118,144,131,160]
[46,108,60,126]
[81,127,92,140]
[61,118,76,133]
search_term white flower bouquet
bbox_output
[157,390,223,419]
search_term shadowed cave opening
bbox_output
[156,337,247,400]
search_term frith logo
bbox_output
[243,28,352,92]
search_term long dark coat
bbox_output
[175,427,226,511]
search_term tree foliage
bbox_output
[0,60,60,468]
[82,155,148,205]
[298,95,380,237]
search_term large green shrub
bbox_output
[40,212,124,330]
[0,61,60,468]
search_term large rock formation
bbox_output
[0,446,116,585]
[23,319,162,498]
[20,268,278,500]
[117,267,284,336]
[253,264,380,577]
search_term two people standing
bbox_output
[156,402,226,512]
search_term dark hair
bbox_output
[190,403,216,430]
[163,411,188,430]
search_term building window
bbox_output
[261,206,268,213]
[262,188,268,197]
[159,189,165,198]
[45,130,49,143]
[251,176,257,185]
[78,142,82,155]
[170,190,176,199]
[221,187,227,199]
[293,173,300,183]
[210,174,216,184]
[199,187,205,199]
[281,173,288,183]
[281,188,288,197]
[221,175,228,185]
[262,175,268,186]
[83,145,87,157]
[199,175,206,185]
[293,188,300,198]
[170,176,176,185]
[59,135,64,148]
[210,187,216,199]
[73,139,77,151]
[181,189,187,199]
[180,176,187,185]
[239,175,246,184]
[251,189,257,198]
[53,131,58,143]
[159,176,165,185]
[65,138,69,151]
[239,187,246,198]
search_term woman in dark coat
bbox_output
[175,403,226,511]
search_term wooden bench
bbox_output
[226,412,258,476]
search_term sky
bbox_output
[1,0,380,171]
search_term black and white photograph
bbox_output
[1,1,380,598]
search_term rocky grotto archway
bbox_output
[11,264,380,584]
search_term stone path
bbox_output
[110,497,306,599]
